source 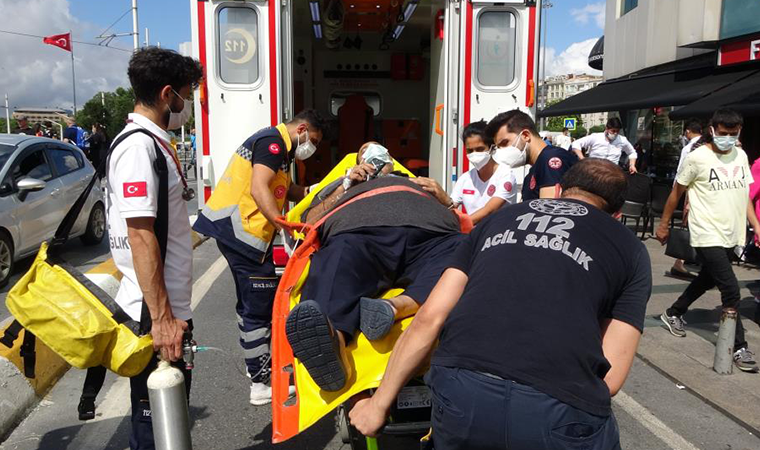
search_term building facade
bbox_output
[13,108,71,124]
[540,74,606,130]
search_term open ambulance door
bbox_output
[191,0,289,205]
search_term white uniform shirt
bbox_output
[554,134,572,150]
[676,136,701,175]
[571,132,637,165]
[106,113,193,322]
[451,163,517,214]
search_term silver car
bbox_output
[0,135,105,287]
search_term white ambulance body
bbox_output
[190,0,540,204]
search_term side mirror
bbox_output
[17,177,46,192]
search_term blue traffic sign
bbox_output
[563,118,577,130]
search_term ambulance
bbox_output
[190,0,541,202]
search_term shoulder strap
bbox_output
[0,319,23,348]
[20,331,36,378]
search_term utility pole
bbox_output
[132,0,139,51]
[4,94,10,133]
[145,27,150,47]
[540,1,553,131]
[70,30,78,117]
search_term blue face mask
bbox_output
[711,127,739,151]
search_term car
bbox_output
[0,134,105,287]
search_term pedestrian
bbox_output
[554,127,572,150]
[448,120,517,224]
[86,123,108,169]
[657,109,760,373]
[105,47,203,449]
[63,118,87,151]
[11,115,33,135]
[669,119,703,279]
[349,158,651,450]
[571,117,638,174]
[750,156,760,324]
[488,109,577,200]
[192,109,326,405]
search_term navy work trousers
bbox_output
[129,322,193,450]
[216,240,277,382]
[426,365,620,450]
[302,226,464,337]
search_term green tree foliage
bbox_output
[589,125,605,134]
[0,118,18,133]
[544,101,583,133]
[76,87,135,140]
[571,126,588,139]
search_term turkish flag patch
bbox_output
[463,189,475,195]
[123,181,147,198]
[504,181,513,192]
[269,143,281,155]
[548,157,563,170]
[487,185,496,196]
[274,185,287,199]
[530,176,537,190]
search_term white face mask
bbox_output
[295,129,317,160]
[167,89,192,130]
[711,126,739,152]
[605,131,618,142]
[493,131,529,168]
[467,151,491,170]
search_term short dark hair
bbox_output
[128,47,203,107]
[683,119,702,135]
[562,127,568,132]
[485,109,539,141]
[711,109,743,129]
[606,117,622,130]
[560,158,628,214]
[290,109,327,134]
[462,120,491,146]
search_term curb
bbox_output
[0,231,208,439]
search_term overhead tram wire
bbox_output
[0,29,132,52]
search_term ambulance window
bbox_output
[476,11,517,87]
[218,7,259,84]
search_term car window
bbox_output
[49,148,83,177]
[13,150,52,182]
[0,144,13,171]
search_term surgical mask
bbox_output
[295,129,317,160]
[493,131,529,168]
[605,131,618,141]
[711,127,739,152]
[167,89,192,130]
[362,143,393,177]
[467,151,491,170]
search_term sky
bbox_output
[0,0,604,112]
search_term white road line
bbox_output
[87,255,227,424]
[613,391,701,450]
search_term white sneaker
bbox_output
[249,382,272,406]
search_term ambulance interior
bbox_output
[291,0,442,185]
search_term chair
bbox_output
[622,173,651,238]
[644,182,683,237]
[337,95,375,158]
[620,201,646,238]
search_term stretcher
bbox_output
[271,154,471,446]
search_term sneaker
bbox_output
[359,297,396,341]
[286,300,350,391]
[733,348,759,373]
[77,397,96,421]
[660,312,687,337]
[250,382,272,406]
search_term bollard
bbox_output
[713,308,737,375]
[147,360,192,450]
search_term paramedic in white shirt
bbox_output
[450,121,517,224]
[571,117,638,174]
[554,127,572,150]
[106,47,203,450]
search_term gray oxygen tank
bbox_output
[147,360,192,450]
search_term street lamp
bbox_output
[540,1,553,130]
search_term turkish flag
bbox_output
[43,33,72,52]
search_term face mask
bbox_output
[493,131,528,168]
[605,131,618,141]
[467,151,491,170]
[167,89,192,130]
[711,127,739,152]
[295,129,317,160]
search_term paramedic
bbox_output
[349,158,651,449]
[192,109,326,405]
[448,120,517,224]
[286,175,466,392]
[107,47,202,450]
[571,117,638,174]
[488,109,577,200]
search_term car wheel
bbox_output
[81,202,106,245]
[0,230,14,288]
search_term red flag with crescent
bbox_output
[43,33,72,52]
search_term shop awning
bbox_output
[538,64,759,117]
[669,70,760,119]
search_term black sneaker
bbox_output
[286,300,349,391]
[733,348,759,373]
[78,397,96,421]
[359,297,395,341]
[660,312,687,337]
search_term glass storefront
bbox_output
[720,0,760,40]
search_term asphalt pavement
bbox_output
[2,238,760,450]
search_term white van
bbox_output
[190,0,541,204]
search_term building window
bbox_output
[217,6,259,85]
[621,0,638,16]
[476,10,517,87]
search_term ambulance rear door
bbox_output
[191,0,287,205]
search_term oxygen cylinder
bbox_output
[147,360,192,450]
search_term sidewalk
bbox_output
[639,233,760,433]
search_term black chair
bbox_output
[644,182,683,236]
[622,173,651,238]
[620,201,647,238]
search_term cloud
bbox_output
[539,38,602,79]
[0,0,131,114]
[570,2,606,29]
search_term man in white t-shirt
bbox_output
[657,109,760,374]
[106,47,203,449]
[449,120,516,224]
[554,127,572,150]
[571,117,638,174]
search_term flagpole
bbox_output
[70,30,77,117]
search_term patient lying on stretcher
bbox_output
[285,143,465,392]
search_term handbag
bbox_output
[1,129,169,377]
[665,226,698,263]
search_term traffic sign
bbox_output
[563,118,576,130]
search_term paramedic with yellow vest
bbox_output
[193,109,326,405]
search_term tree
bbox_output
[76,87,135,141]
[571,126,588,139]
[0,118,18,133]
[544,100,583,133]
